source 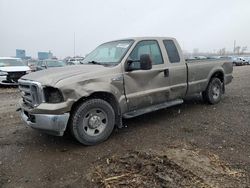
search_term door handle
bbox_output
[159,69,169,77]
[164,69,169,77]
[158,68,169,77]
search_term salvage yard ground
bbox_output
[0,66,250,187]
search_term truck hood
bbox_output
[0,66,30,72]
[21,65,108,85]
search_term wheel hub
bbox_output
[88,115,102,129]
[212,85,220,99]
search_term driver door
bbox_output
[123,40,171,111]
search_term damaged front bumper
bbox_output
[20,109,70,136]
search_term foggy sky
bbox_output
[1,0,250,58]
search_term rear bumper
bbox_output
[20,109,70,136]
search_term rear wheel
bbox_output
[202,78,223,104]
[70,99,115,145]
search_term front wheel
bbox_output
[70,99,115,145]
[202,78,223,104]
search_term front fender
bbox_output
[57,76,127,113]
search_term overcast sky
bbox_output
[0,0,250,58]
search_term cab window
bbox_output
[163,40,180,63]
[129,40,164,67]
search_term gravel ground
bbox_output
[0,66,250,187]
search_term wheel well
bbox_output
[70,92,121,126]
[210,71,224,83]
[207,71,225,93]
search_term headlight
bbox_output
[0,71,8,76]
[26,70,32,74]
[43,87,64,103]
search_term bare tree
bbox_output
[235,46,241,55]
[241,46,247,54]
[218,48,226,55]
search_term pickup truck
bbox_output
[18,37,233,145]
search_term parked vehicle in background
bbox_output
[36,60,66,71]
[233,57,249,66]
[243,57,250,65]
[0,57,31,85]
[18,37,233,145]
[194,56,207,59]
[67,57,84,65]
[24,60,39,72]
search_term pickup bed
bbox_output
[18,37,233,145]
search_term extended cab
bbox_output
[18,37,233,145]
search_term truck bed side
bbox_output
[186,59,233,95]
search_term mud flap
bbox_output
[222,83,225,94]
[116,114,123,128]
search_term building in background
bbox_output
[24,56,32,60]
[38,51,53,60]
[16,49,26,59]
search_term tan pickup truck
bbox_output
[18,37,233,145]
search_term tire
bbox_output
[70,99,115,145]
[202,78,223,104]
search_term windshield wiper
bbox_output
[87,61,103,65]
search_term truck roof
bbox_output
[119,37,176,41]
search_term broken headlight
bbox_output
[43,87,64,103]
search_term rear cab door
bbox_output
[162,39,188,99]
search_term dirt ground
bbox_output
[0,66,250,188]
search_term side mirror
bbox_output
[140,54,152,70]
[125,54,152,72]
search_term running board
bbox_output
[123,99,183,119]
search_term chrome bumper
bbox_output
[20,109,70,136]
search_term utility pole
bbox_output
[74,32,76,57]
[233,40,236,56]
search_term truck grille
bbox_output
[18,79,44,107]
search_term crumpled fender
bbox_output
[55,74,127,113]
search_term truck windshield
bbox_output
[82,40,134,66]
[0,59,26,67]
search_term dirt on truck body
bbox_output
[18,37,233,145]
